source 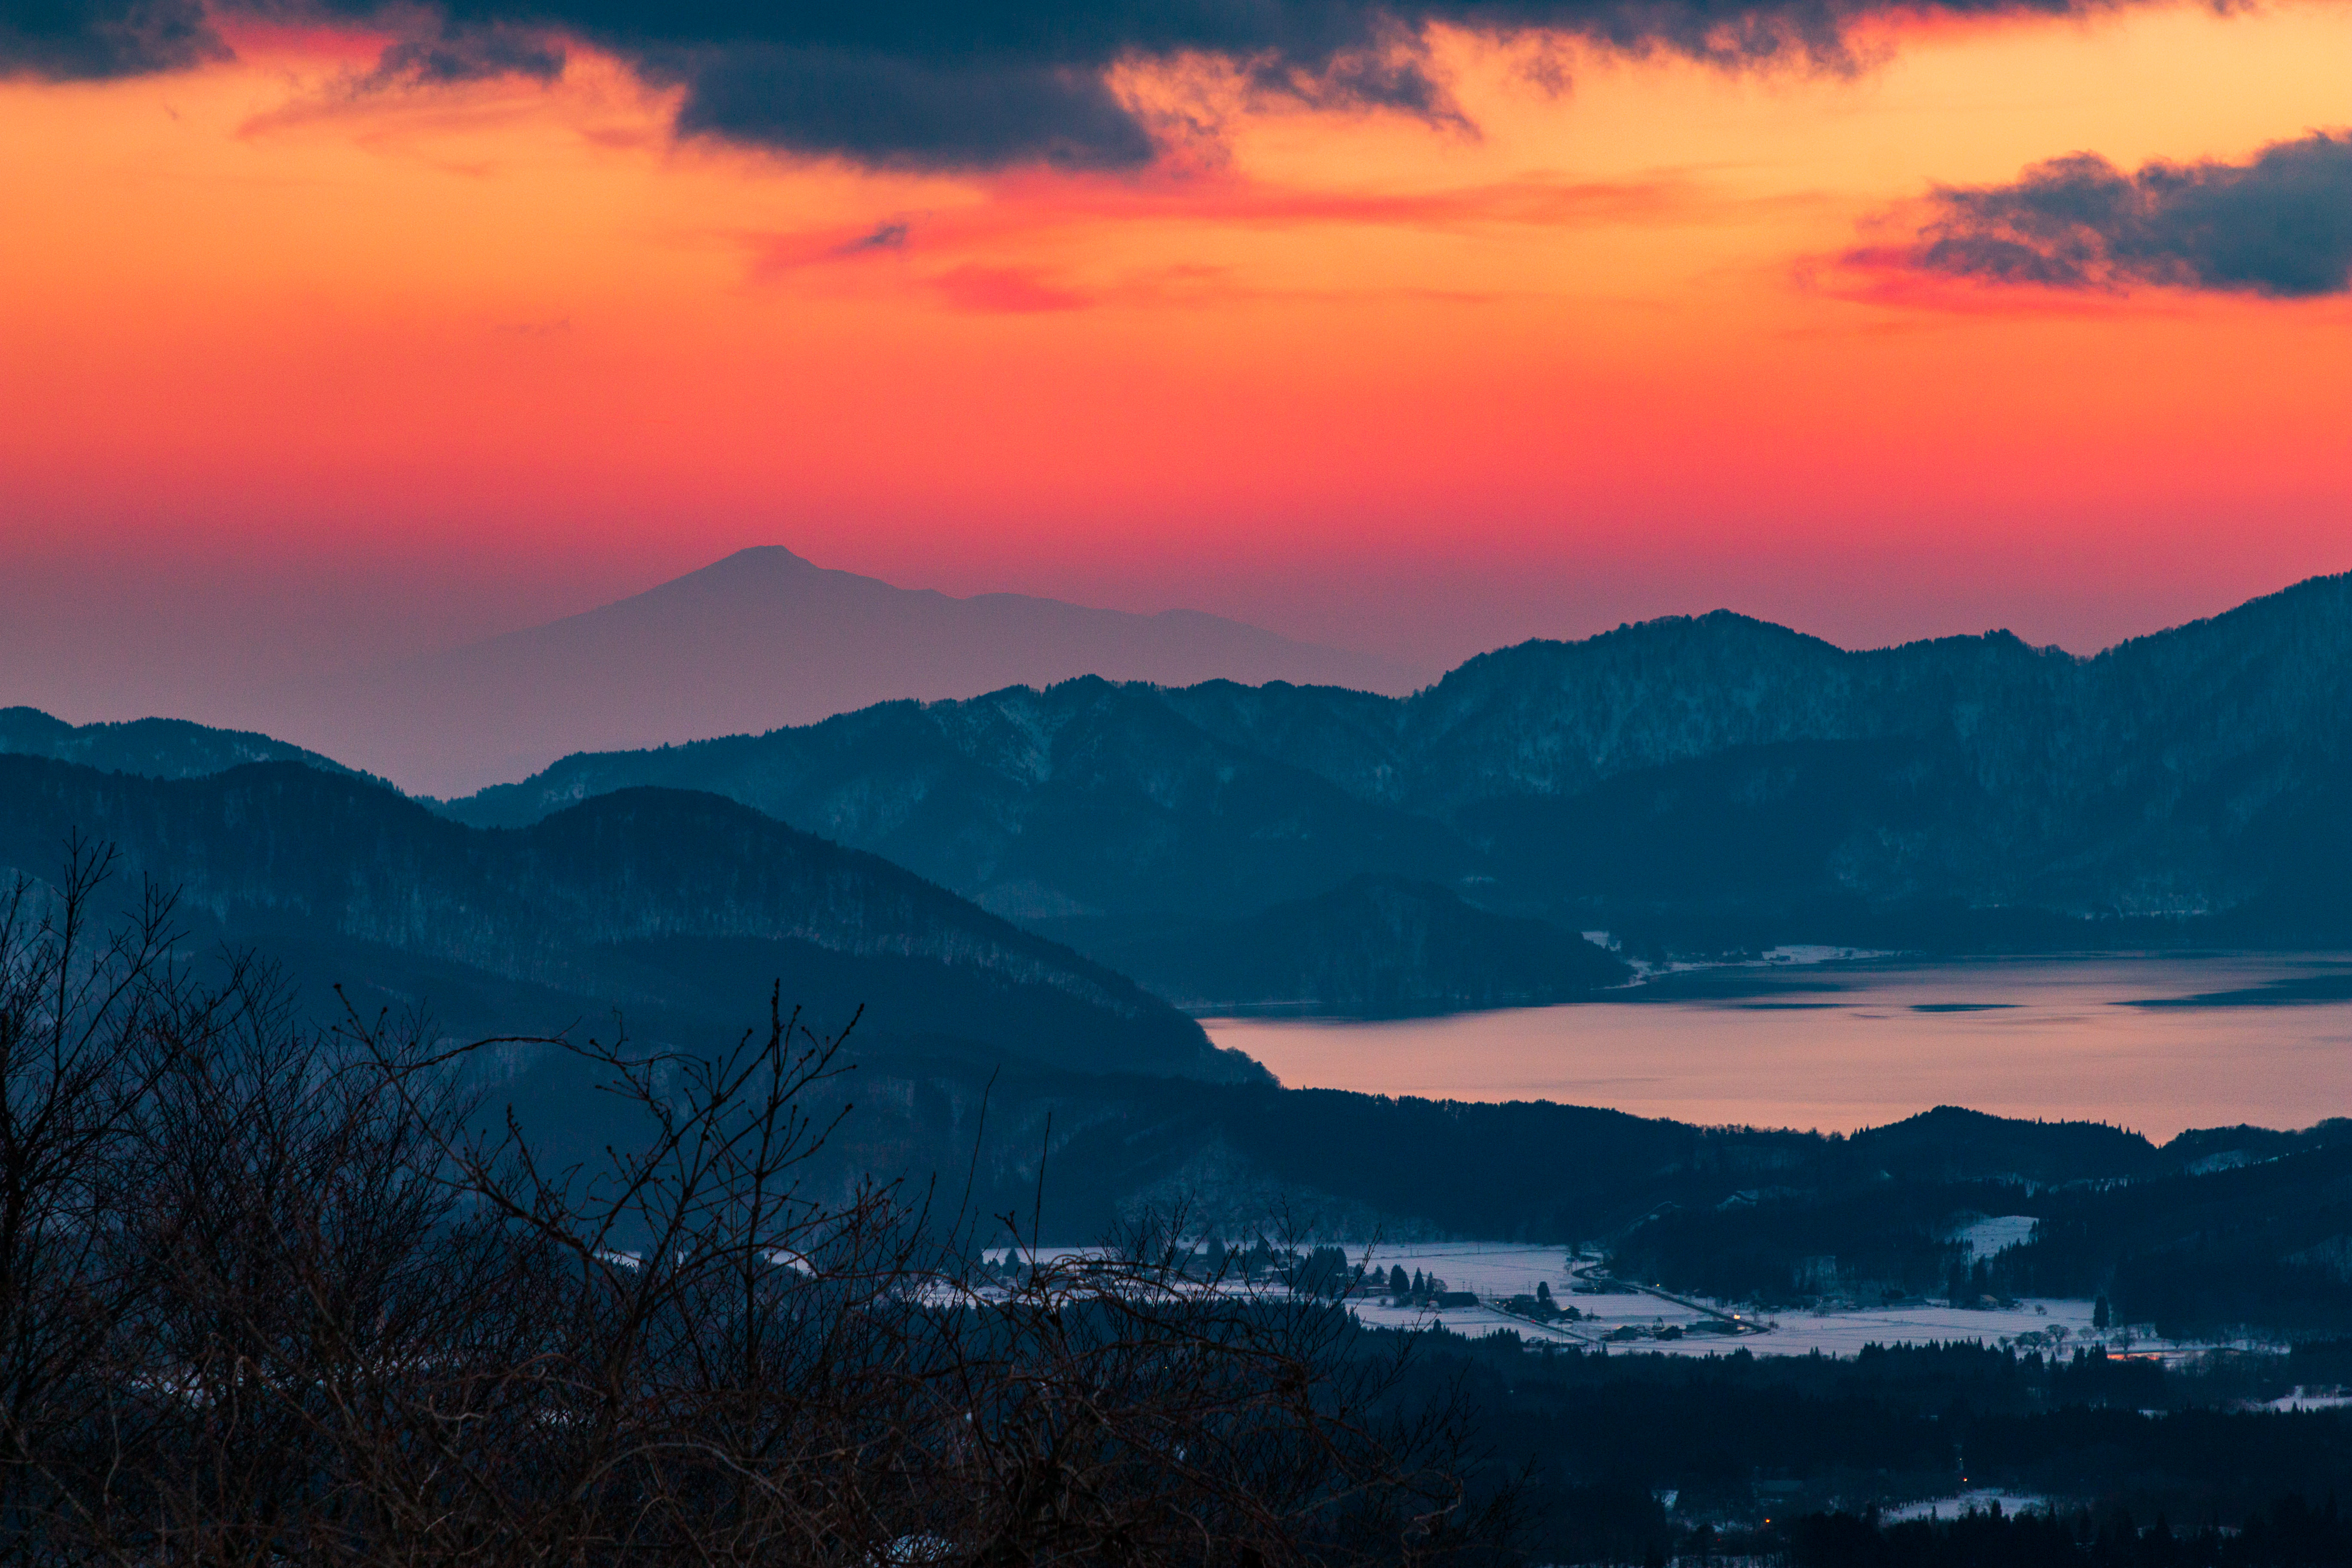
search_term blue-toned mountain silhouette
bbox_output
[0,753,1257,1085]
[441,570,2352,957]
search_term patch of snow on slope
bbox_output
[1951,1215,2039,1257]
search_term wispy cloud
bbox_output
[742,166,1709,311]
[748,167,1706,270]
[930,265,1092,313]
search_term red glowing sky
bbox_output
[2,4,2347,723]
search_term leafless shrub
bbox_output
[0,838,191,1558]
[0,842,1501,1568]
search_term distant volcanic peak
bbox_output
[713,544,819,570]
[260,546,1423,796]
[701,544,837,581]
[590,544,838,615]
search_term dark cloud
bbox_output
[1893,132,2352,298]
[365,24,565,86]
[0,0,223,79]
[535,0,1929,162]
[655,46,1159,169]
[0,0,2205,169]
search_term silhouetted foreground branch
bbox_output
[0,844,1498,1567]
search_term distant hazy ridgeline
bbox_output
[248,547,1429,796]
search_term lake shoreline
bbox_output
[1204,952,2352,1141]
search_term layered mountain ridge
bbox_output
[15,572,2347,989]
[16,732,2352,1310]
[440,571,2352,950]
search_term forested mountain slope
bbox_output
[0,707,363,782]
[0,756,1251,1083]
[450,679,1476,920]
[1082,875,1631,1014]
[444,573,2352,949]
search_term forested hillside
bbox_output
[1078,875,1630,1013]
[441,573,2352,955]
[0,755,1251,1084]
[0,707,364,781]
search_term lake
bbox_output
[1203,953,2352,1140]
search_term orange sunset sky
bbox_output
[2,0,2347,720]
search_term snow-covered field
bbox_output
[1340,1241,1720,1347]
[1344,1242,1584,1302]
[1019,1239,2173,1359]
[1884,1489,2050,1522]
[1308,1241,2121,1358]
[1690,1298,2103,1359]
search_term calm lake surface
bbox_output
[1202,954,2352,1140]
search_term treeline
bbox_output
[1380,1336,2352,1563]
[1613,1129,2352,1338]
[1612,1179,1997,1305]
[860,1087,2181,1253]
[1789,1495,2352,1567]
[0,848,1490,1565]
[1990,1148,2352,1338]
[759,1070,2352,1336]
[1089,874,1629,1015]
